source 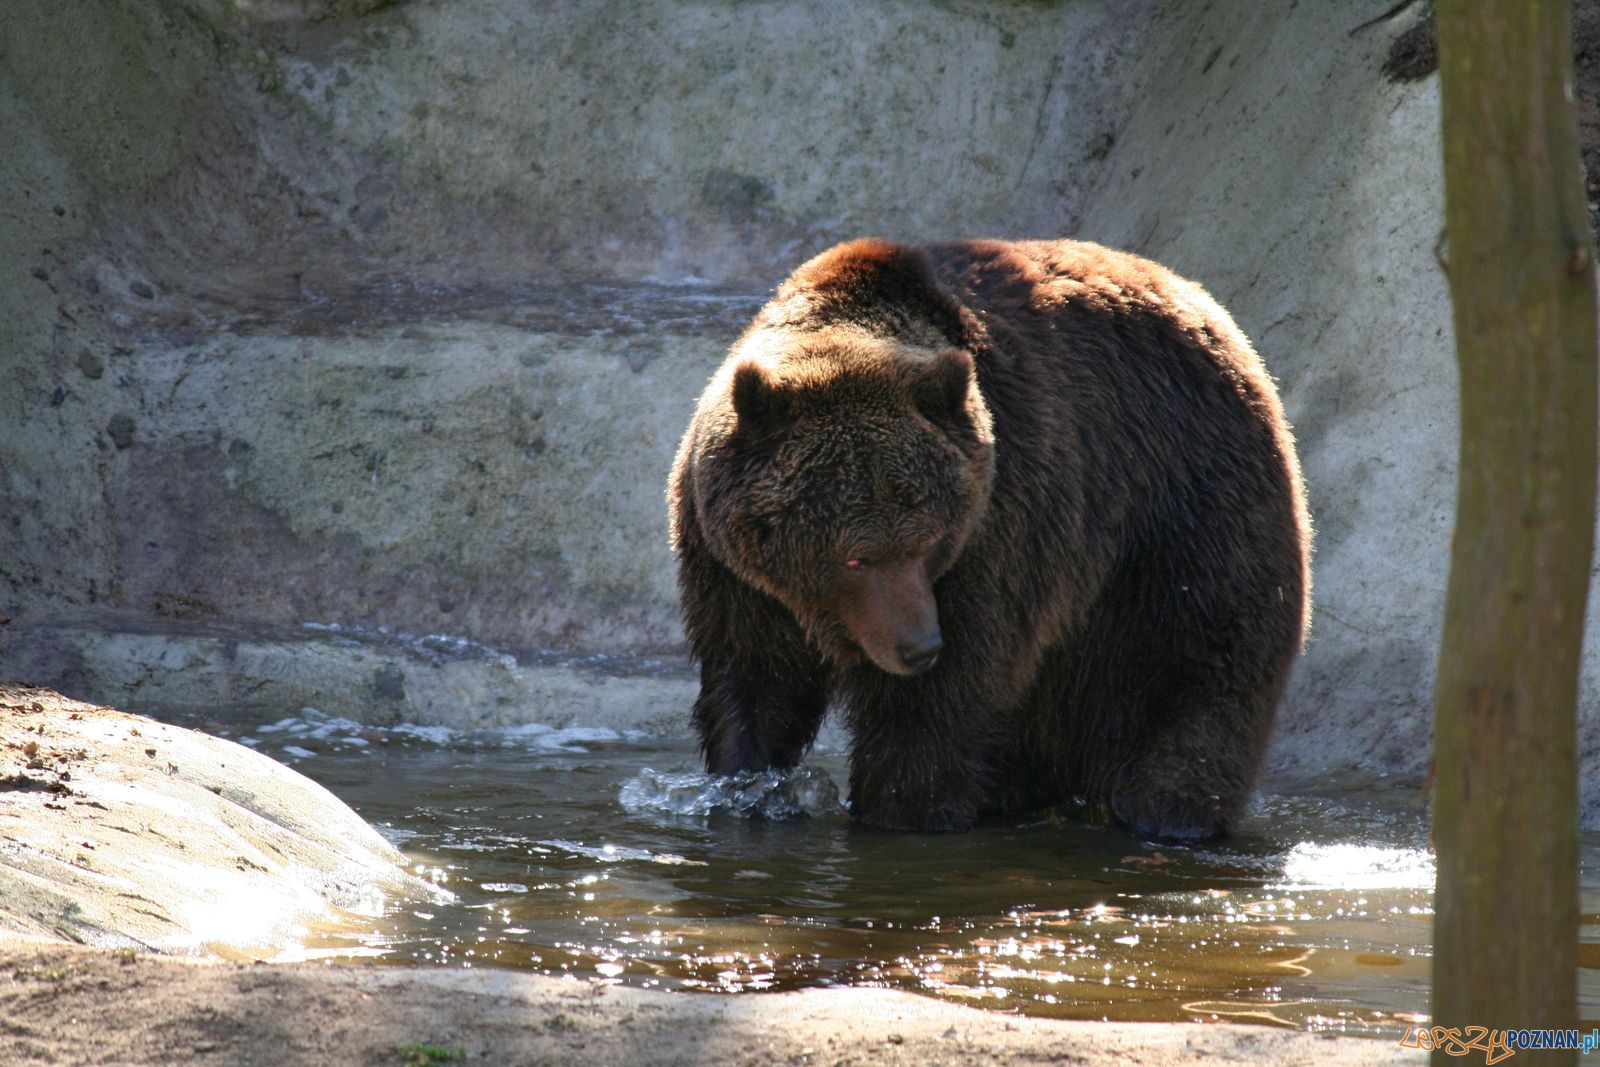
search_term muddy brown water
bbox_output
[168,706,1600,1038]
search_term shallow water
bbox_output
[181,707,1600,1037]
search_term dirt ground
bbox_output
[0,940,1420,1067]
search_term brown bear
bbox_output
[668,238,1310,839]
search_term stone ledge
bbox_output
[0,620,698,734]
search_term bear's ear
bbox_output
[730,360,790,441]
[914,348,975,424]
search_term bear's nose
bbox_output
[897,634,943,674]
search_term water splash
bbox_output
[618,766,846,820]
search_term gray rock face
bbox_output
[2,0,1597,819]
[0,0,1154,659]
[0,684,443,954]
[68,291,746,655]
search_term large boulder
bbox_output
[0,683,441,954]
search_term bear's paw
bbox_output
[1107,773,1229,842]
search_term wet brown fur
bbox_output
[669,238,1311,839]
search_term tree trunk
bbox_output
[1432,1,1597,1063]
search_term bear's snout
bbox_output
[836,555,943,677]
[897,632,943,674]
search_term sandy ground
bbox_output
[0,940,1421,1067]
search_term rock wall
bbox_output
[3,0,1598,817]
[0,0,1152,656]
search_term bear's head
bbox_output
[687,325,996,677]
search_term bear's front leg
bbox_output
[677,515,828,776]
[1107,757,1233,841]
[693,656,826,776]
[1105,689,1276,841]
[843,676,994,832]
